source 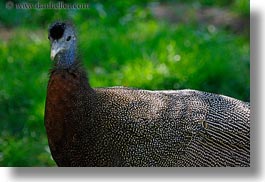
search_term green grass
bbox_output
[82,20,249,100]
[0,0,249,166]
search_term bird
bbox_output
[44,21,250,167]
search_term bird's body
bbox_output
[44,22,250,167]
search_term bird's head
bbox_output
[48,21,77,68]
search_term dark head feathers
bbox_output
[49,22,65,40]
[48,21,75,40]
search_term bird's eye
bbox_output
[48,36,50,40]
[66,36,71,41]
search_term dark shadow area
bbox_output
[9,166,256,179]
[249,10,262,176]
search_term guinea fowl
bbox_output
[44,21,250,167]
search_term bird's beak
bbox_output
[50,41,62,61]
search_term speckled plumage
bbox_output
[44,22,250,167]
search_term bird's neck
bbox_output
[57,52,75,68]
[50,58,92,89]
[56,44,76,69]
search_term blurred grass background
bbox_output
[0,0,249,166]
